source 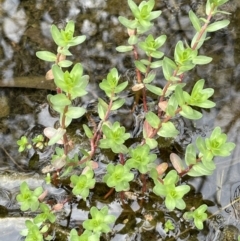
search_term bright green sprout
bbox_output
[16,181,43,211]
[126,144,157,173]
[34,203,56,224]
[70,170,96,200]
[83,206,116,234]
[164,219,175,233]
[103,163,134,191]
[99,121,130,154]
[70,229,100,241]
[153,170,190,211]
[184,204,208,230]
[21,220,43,241]
[17,136,32,152]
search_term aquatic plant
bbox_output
[16,0,235,240]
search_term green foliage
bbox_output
[164,219,175,232]
[126,144,157,173]
[184,204,208,230]
[83,206,116,234]
[51,20,86,48]
[21,220,43,241]
[118,0,161,33]
[103,163,134,191]
[34,203,56,224]
[99,122,130,154]
[16,0,235,239]
[138,34,166,58]
[153,170,190,211]
[16,182,43,211]
[70,170,96,199]
[70,229,100,241]
[52,63,89,99]
[17,136,32,152]
[99,68,128,98]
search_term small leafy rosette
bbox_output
[103,163,134,192]
[153,170,190,211]
[184,204,208,230]
[83,206,116,234]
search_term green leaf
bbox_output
[180,105,202,120]
[189,10,201,31]
[48,128,66,146]
[50,93,71,106]
[36,51,56,62]
[162,57,177,80]
[207,19,230,32]
[145,138,158,149]
[98,97,108,116]
[187,162,213,176]
[51,25,65,47]
[150,60,163,68]
[128,0,140,17]
[134,60,147,73]
[157,121,179,138]
[65,106,86,119]
[191,31,207,50]
[116,45,133,52]
[83,124,93,139]
[58,60,73,68]
[192,55,212,65]
[174,85,185,107]
[69,35,86,47]
[185,144,197,166]
[143,70,156,84]
[128,35,138,45]
[145,111,160,129]
[111,98,125,110]
[115,81,128,93]
[145,84,163,96]
[118,16,138,29]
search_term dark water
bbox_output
[0,0,240,240]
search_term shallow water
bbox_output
[1,0,240,240]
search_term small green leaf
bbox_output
[36,51,56,62]
[192,55,212,65]
[145,138,158,149]
[189,10,201,31]
[191,31,207,50]
[145,111,160,129]
[50,93,71,106]
[150,60,163,68]
[98,102,107,120]
[174,85,185,107]
[162,57,177,80]
[65,106,86,119]
[111,98,125,110]
[128,35,138,45]
[134,60,147,73]
[145,84,163,96]
[157,121,179,138]
[207,19,230,32]
[116,45,133,52]
[83,124,93,139]
[48,128,66,146]
[185,144,197,166]
[180,105,202,120]
[115,81,128,93]
[118,16,138,29]
[58,60,73,68]
[143,70,156,84]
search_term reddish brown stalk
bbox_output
[104,188,115,199]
